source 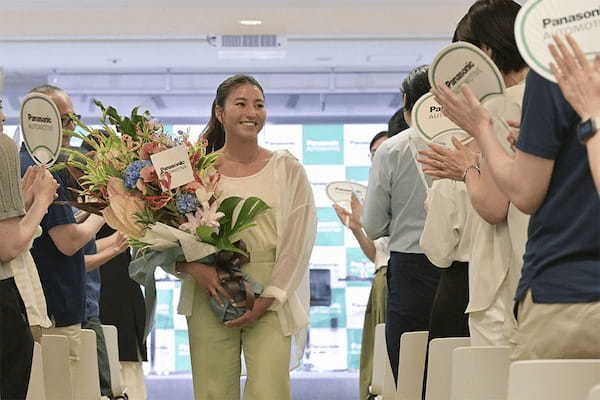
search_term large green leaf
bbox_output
[217,196,243,235]
[233,197,270,232]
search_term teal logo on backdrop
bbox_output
[175,330,191,372]
[316,207,344,246]
[346,247,374,280]
[156,288,174,329]
[310,288,347,328]
[303,125,344,165]
[347,329,362,370]
[345,166,370,183]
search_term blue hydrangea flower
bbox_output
[176,193,199,214]
[123,160,152,189]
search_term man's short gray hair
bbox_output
[29,84,65,96]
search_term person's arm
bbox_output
[333,203,376,262]
[0,168,58,263]
[84,232,129,271]
[549,34,600,193]
[431,84,554,215]
[48,213,105,256]
[361,143,392,240]
[418,138,510,224]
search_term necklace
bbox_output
[222,148,261,165]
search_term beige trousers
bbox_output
[186,255,292,400]
[511,290,600,360]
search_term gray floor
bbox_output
[146,371,359,400]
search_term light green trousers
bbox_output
[186,250,292,400]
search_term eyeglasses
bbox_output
[60,113,81,128]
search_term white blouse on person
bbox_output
[174,150,317,368]
[373,237,390,270]
[420,179,480,268]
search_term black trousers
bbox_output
[386,252,441,384]
[422,261,470,399]
[427,261,470,340]
[0,278,34,400]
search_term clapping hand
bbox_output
[28,168,59,209]
[431,84,494,140]
[417,136,480,181]
[333,194,363,232]
[549,34,600,121]
[110,231,129,255]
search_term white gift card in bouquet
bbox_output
[326,181,368,208]
[515,0,600,83]
[20,93,62,167]
[429,41,506,102]
[150,145,195,191]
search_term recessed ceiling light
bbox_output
[239,20,262,26]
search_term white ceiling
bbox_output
[0,0,478,123]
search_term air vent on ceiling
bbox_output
[210,35,286,49]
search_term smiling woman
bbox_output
[171,74,317,400]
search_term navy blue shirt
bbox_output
[516,71,600,303]
[83,240,101,320]
[20,146,86,327]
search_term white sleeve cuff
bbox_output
[262,286,288,310]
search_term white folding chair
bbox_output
[396,331,429,400]
[370,323,395,399]
[73,329,101,400]
[41,335,73,400]
[424,337,470,400]
[450,346,510,400]
[588,384,600,400]
[507,360,600,400]
[26,342,46,400]
[102,325,126,397]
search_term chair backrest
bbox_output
[450,346,511,400]
[371,323,395,397]
[102,324,125,397]
[424,337,471,400]
[588,384,600,400]
[26,342,46,400]
[396,331,429,400]
[41,335,73,400]
[507,360,600,400]
[73,329,101,400]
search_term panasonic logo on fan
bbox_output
[542,7,600,29]
[306,140,341,152]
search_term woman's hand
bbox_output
[31,168,59,209]
[178,262,233,306]
[549,34,600,121]
[110,231,129,255]
[224,296,275,328]
[417,136,480,181]
[431,84,494,140]
[333,203,362,231]
[21,166,41,209]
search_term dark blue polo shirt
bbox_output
[515,71,600,303]
[20,146,86,327]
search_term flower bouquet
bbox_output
[55,101,270,327]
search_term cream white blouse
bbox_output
[175,150,317,368]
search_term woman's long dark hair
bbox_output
[202,74,265,153]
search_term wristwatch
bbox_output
[577,117,599,144]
